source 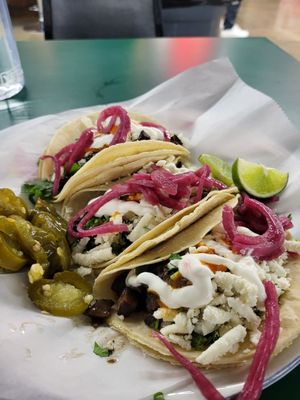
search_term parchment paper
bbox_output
[0,58,299,400]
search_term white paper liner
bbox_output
[0,58,299,400]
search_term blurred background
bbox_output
[7,0,300,60]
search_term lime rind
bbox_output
[232,158,289,198]
[199,154,233,186]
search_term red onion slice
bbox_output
[97,106,131,145]
[65,128,94,172]
[151,168,178,196]
[68,166,228,238]
[194,174,205,203]
[279,215,293,230]
[222,198,285,260]
[77,221,128,236]
[152,331,225,400]
[40,155,61,196]
[237,281,280,400]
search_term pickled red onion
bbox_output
[237,281,280,400]
[152,331,225,400]
[151,168,178,195]
[68,166,227,238]
[222,198,285,260]
[40,155,61,196]
[97,105,131,145]
[65,128,94,172]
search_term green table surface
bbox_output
[1,37,300,399]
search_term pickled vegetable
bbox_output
[10,215,57,269]
[28,271,93,316]
[31,211,71,274]
[32,198,68,233]
[0,232,28,271]
[0,188,28,218]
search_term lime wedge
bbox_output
[199,154,233,186]
[232,158,288,198]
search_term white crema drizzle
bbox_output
[126,254,214,309]
[126,252,267,309]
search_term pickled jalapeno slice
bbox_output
[0,232,28,271]
[28,271,93,317]
[0,188,28,219]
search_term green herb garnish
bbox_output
[69,162,81,175]
[85,216,109,229]
[148,318,161,331]
[153,392,165,400]
[191,331,220,351]
[22,180,53,204]
[93,342,113,357]
[169,253,182,261]
[288,213,293,221]
[143,226,151,232]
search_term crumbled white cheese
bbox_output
[194,320,217,336]
[203,305,232,325]
[168,334,192,351]
[127,213,155,242]
[72,246,114,266]
[28,263,44,283]
[214,271,258,307]
[83,294,94,305]
[227,297,261,329]
[196,325,247,365]
[250,329,261,345]
[76,266,92,277]
[210,294,227,306]
[160,312,194,336]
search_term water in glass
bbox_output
[0,0,24,100]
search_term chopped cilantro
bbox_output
[169,253,182,261]
[153,392,165,400]
[93,342,113,357]
[288,213,293,221]
[191,331,220,351]
[148,318,161,331]
[69,162,81,175]
[85,216,109,229]
[22,180,53,204]
[144,315,162,331]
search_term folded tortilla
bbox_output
[71,188,238,271]
[39,110,189,203]
[94,200,300,368]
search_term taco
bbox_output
[38,105,189,202]
[93,196,300,368]
[66,161,238,271]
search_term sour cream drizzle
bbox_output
[192,253,266,303]
[92,134,114,148]
[127,254,214,309]
[130,121,165,141]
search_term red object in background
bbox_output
[167,38,214,76]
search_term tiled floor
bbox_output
[238,0,300,60]
[10,0,300,60]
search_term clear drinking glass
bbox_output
[0,0,24,100]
